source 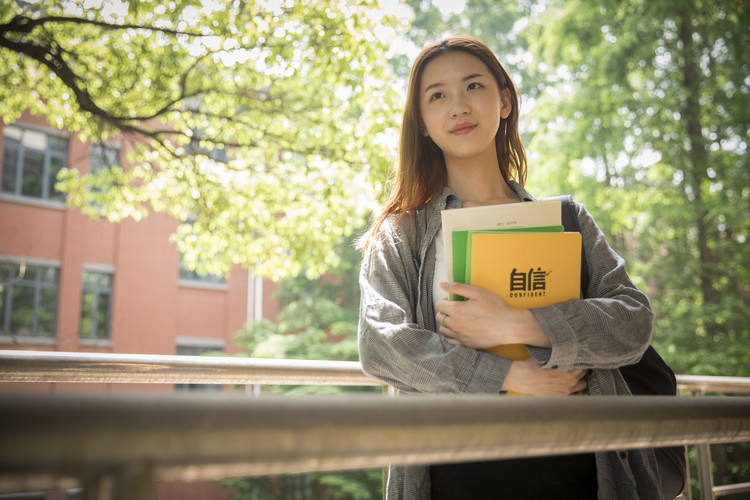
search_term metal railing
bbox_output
[0,350,377,386]
[677,374,750,395]
[1,350,749,500]
[3,349,750,393]
[676,375,750,499]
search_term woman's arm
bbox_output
[359,218,587,396]
[357,218,511,394]
[434,284,588,395]
[502,359,587,395]
[434,202,653,372]
[529,202,653,370]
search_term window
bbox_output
[90,143,120,171]
[79,270,113,340]
[2,124,69,202]
[178,256,226,286]
[0,261,59,338]
[177,220,226,286]
[86,142,120,213]
[187,130,228,163]
[175,339,225,392]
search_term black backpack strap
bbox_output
[544,195,590,296]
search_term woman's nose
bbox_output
[450,97,470,118]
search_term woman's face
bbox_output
[419,51,511,166]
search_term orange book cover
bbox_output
[468,231,582,362]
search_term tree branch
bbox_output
[0,33,155,128]
[0,20,211,140]
[0,14,205,38]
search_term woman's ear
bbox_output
[499,88,512,120]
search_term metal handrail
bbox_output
[0,350,379,386]
[676,375,750,500]
[2,349,750,500]
[676,374,750,394]
[1,393,749,497]
[2,350,749,394]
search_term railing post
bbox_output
[81,464,156,500]
[697,442,714,500]
[693,389,715,500]
[681,444,693,500]
[381,384,397,499]
[676,387,692,500]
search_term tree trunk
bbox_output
[677,7,719,309]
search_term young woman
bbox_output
[357,36,663,499]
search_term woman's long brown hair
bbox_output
[359,35,527,251]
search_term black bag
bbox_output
[553,195,687,499]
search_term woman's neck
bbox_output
[445,155,518,208]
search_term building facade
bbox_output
[0,111,281,498]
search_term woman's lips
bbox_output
[450,122,476,135]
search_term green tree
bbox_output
[401,0,533,89]
[408,1,749,380]
[525,0,750,378]
[236,230,371,393]
[223,468,382,500]
[521,2,750,494]
[0,0,409,280]
[226,232,383,498]
[384,2,750,495]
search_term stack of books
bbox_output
[441,200,582,361]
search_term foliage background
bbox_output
[2,0,748,497]
[1,0,408,280]
[225,235,382,498]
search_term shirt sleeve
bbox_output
[527,201,654,371]
[357,218,510,394]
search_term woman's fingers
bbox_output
[504,359,589,395]
[570,369,586,380]
[439,281,481,300]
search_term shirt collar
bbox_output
[435,180,535,210]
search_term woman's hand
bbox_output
[435,283,586,396]
[435,281,550,349]
[503,359,588,395]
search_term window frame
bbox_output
[0,257,60,342]
[177,218,228,289]
[79,266,115,342]
[1,123,70,204]
[178,257,227,289]
[89,142,121,172]
[174,337,226,392]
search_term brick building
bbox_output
[0,111,280,498]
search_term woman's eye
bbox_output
[467,82,484,91]
[428,91,445,101]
